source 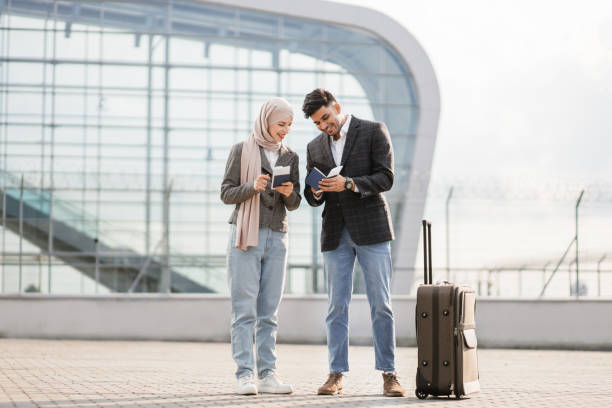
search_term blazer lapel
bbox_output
[259,146,273,174]
[319,133,335,168]
[340,116,360,166]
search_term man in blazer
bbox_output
[302,89,405,397]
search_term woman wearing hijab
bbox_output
[220,97,301,395]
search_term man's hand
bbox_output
[275,181,293,197]
[254,174,270,192]
[318,175,347,192]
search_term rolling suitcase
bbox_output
[415,220,480,399]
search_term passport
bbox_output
[271,166,291,188]
[305,165,343,193]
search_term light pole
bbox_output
[597,254,606,297]
[575,190,584,299]
[161,180,173,294]
[568,258,576,297]
[541,261,550,294]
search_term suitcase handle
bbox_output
[422,220,433,284]
[427,221,432,284]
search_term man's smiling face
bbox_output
[310,103,343,138]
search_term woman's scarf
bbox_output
[235,97,293,250]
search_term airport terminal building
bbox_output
[0,0,439,295]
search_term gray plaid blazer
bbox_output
[304,116,394,251]
[221,142,301,233]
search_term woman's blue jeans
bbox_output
[227,225,287,379]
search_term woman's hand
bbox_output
[254,174,270,191]
[275,181,294,197]
[311,187,323,198]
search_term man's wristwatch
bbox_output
[344,177,354,191]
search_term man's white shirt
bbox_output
[314,114,358,199]
[330,114,351,166]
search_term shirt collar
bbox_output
[340,114,352,138]
[330,114,351,143]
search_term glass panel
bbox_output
[56,27,87,59]
[55,64,87,86]
[6,15,46,30]
[250,49,273,68]
[1,265,20,293]
[208,44,235,65]
[250,70,277,93]
[1,0,419,295]
[6,92,44,116]
[8,28,46,58]
[4,125,43,143]
[209,69,237,92]
[170,67,208,90]
[170,36,208,65]
[101,66,147,88]
[102,94,147,118]
[54,93,88,116]
[101,32,148,63]
[7,62,44,84]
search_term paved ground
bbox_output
[0,339,611,408]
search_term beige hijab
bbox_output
[235,97,293,251]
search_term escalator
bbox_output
[0,171,216,293]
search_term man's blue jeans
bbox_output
[227,225,287,379]
[323,227,396,373]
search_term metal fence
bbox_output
[2,175,611,298]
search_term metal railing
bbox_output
[408,266,612,299]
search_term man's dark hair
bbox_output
[302,88,337,118]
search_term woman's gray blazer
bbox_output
[220,142,301,232]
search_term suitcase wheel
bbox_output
[415,389,428,399]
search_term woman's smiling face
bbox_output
[268,116,293,143]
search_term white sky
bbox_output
[333,0,612,293]
[335,0,612,187]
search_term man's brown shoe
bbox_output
[317,372,343,395]
[382,372,406,397]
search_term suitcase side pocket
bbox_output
[458,328,480,395]
[455,289,480,397]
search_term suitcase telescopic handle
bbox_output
[422,220,428,284]
[427,221,433,284]
[422,219,433,285]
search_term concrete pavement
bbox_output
[1,339,611,407]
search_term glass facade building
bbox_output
[0,0,438,294]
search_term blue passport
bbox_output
[272,166,291,187]
[305,165,343,192]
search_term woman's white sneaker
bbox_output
[258,373,293,394]
[236,374,258,395]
